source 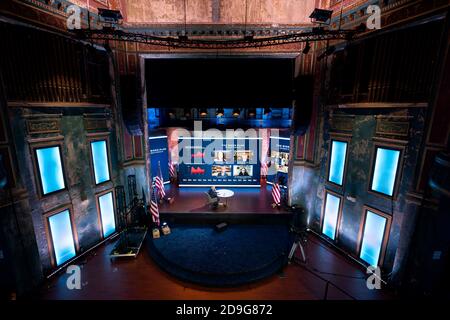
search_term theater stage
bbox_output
[159,184,291,223]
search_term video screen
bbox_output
[213,150,232,163]
[271,151,289,173]
[235,150,254,164]
[233,165,253,177]
[212,165,231,177]
[177,135,261,186]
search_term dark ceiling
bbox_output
[145,57,294,108]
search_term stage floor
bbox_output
[159,184,289,215]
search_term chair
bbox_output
[204,192,221,209]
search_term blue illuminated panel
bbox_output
[36,146,65,195]
[91,140,110,185]
[371,147,400,196]
[328,140,348,185]
[322,193,341,240]
[98,192,116,238]
[360,211,387,266]
[48,210,76,266]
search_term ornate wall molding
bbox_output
[26,118,61,135]
[375,115,410,138]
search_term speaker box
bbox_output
[291,75,314,136]
[120,74,143,135]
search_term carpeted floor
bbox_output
[147,224,293,286]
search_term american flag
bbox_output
[169,160,176,178]
[155,162,166,198]
[272,182,281,205]
[261,161,269,176]
[150,185,160,226]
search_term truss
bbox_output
[76,27,356,49]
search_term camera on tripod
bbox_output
[288,205,308,264]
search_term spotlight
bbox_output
[98,8,123,24]
[303,41,311,54]
[232,108,240,117]
[264,107,272,115]
[309,8,333,25]
[184,108,191,117]
[167,109,176,119]
[216,108,224,117]
[248,108,256,117]
[199,108,208,117]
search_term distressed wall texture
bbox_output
[125,0,316,24]
[291,106,426,279]
[8,108,122,273]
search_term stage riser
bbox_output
[160,213,292,225]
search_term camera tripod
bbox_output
[288,226,307,264]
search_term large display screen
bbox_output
[35,146,66,195]
[149,135,170,183]
[360,210,387,266]
[178,137,261,187]
[371,147,400,197]
[48,209,76,266]
[90,140,110,185]
[268,136,290,185]
[98,192,116,238]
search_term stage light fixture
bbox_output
[264,107,272,115]
[248,108,256,117]
[232,108,241,117]
[168,109,175,117]
[199,108,208,117]
[216,108,224,117]
[98,8,123,24]
[309,8,333,25]
[184,108,191,117]
[303,41,311,54]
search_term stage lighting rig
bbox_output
[75,6,361,50]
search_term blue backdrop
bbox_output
[149,135,170,183]
[267,136,290,186]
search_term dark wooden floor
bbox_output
[39,233,394,300]
[160,185,289,214]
